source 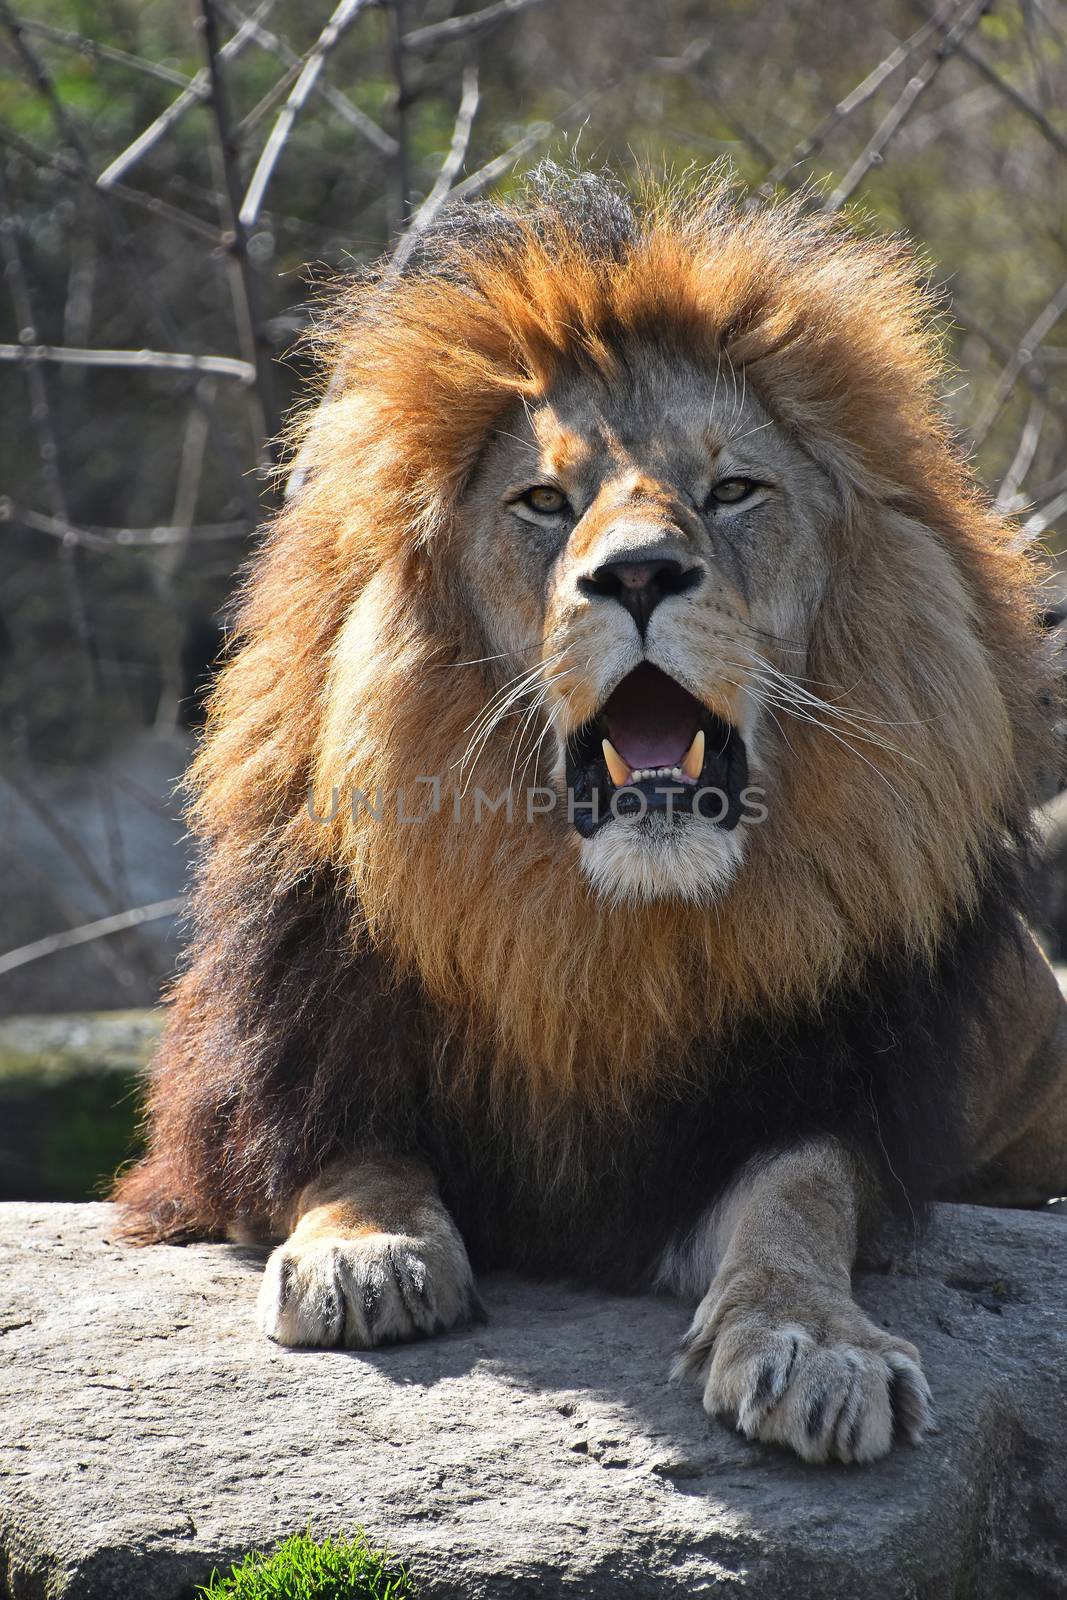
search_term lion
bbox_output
[115,165,1067,1466]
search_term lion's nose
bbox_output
[579,555,704,637]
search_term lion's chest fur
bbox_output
[360,890,1016,1288]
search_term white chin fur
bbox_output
[579,813,744,905]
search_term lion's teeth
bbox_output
[602,738,630,788]
[681,728,705,780]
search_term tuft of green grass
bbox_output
[196,1530,415,1600]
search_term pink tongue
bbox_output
[602,663,701,769]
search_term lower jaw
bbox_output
[565,775,748,840]
[578,805,747,905]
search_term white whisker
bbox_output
[455,649,570,793]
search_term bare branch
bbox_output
[971,276,1067,447]
[96,0,279,190]
[0,179,68,523]
[1018,485,1067,543]
[1031,464,1067,506]
[0,898,185,978]
[1,772,166,986]
[757,8,947,194]
[826,0,991,214]
[996,398,1045,511]
[16,17,192,90]
[61,199,96,354]
[238,0,372,230]
[0,342,255,383]
[391,62,480,273]
[402,0,549,55]
[151,387,215,732]
[446,118,555,203]
[216,0,396,157]
[0,0,260,516]
[950,294,1067,433]
[919,0,1067,161]
[0,124,224,244]
[3,500,250,552]
[0,159,103,693]
[654,39,777,169]
[6,857,145,991]
[197,0,280,465]
[386,0,412,235]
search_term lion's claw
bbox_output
[674,1291,934,1464]
[257,1229,482,1349]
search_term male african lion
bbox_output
[117,166,1067,1465]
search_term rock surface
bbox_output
[1,1202,1066,1599]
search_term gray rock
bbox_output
[0,737,191,1019]
[1,1201,1066,1599]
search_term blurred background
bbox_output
[2,0,1066,1197]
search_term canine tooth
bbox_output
[681,728,705,780]
[602,738,630,788]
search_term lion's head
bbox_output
[196,166,1048,1104]
[443,328,831,906]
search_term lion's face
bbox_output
[455,346,836,904]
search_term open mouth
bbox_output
[565,662,749,839]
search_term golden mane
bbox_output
[190,170,1048,1119]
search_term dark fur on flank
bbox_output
[117,833,1032,1288]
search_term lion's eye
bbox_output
[520,485,568,516]
[708,478,757,506]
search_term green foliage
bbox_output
[0,1013,159,1200]
[196,1531,415,1600]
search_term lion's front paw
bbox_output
[257,1229,482,1350]
[673,1278,934,1465]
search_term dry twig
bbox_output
[757,8,948,194]
[95,0,279,190]
[386,0,412,235]
[198,0,280,464]
[17,18,192,90]
[217,0,396,156]
[391,61,480,273]
[0,898,185,978]
[0,1,259,514]
[4,501,249,553]
[972,276,1067,446]
[0,160,102,694]
[0,341,255,383]
[402,0,549,54]
[918,0,1067,160]
[239,0,372,229]
[826,0,992,213]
